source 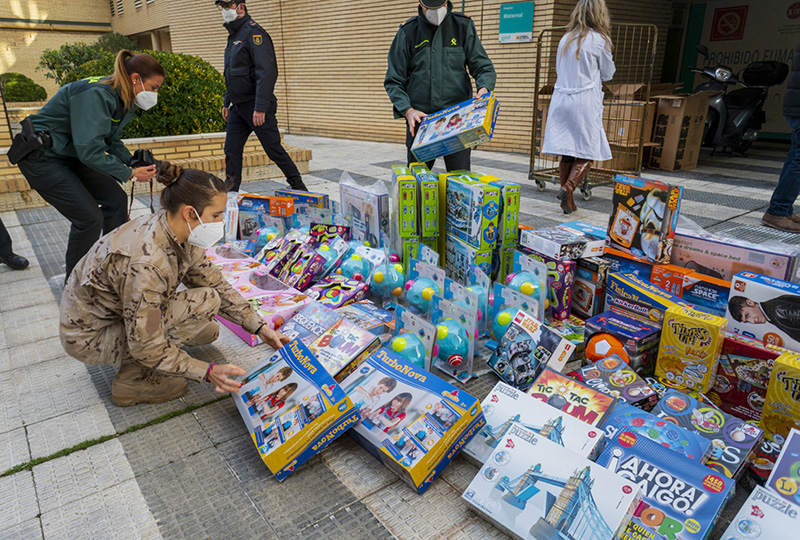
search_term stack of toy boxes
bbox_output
[584,311,661,376]
[341,348,486,494]
[391,165,419,269]
[604,272,690,327]
[518,246,577,321]
[339,181,390,248]
[573,257,612,318]
[577,355,658,410]
[237,195,287,243]
[409,164,439,248]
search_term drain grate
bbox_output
[714,225,800,246]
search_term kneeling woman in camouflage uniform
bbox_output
[59,162,289,406]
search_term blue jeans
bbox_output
[768,116,800,216]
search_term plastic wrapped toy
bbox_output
[466,284,488,322]
[337,253,371,282]
[492,306,518,342]
[436,319,470,367]
[405,276,441,313]
[506,271,544,299]
[389,333,426,368]
[388,250,401,263]
[370,263,405,298]
[255,226,281,253]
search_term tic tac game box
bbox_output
[573,257,612,318]
[274,189,329,209]
[307,317,381,383]
[605,272,690,327]
[218,289,312,347]
[584,311,661,376]
[305,275,369,309]
[578,355,658,410]
[761,352,800,447]
[444,175,500,251]
[335,300,395,337]
[409,163,440,238]
[606,175,683,265]
[339,180,390,248]
[488,310,576,391]
[766,428,800,506]
[597,430,735,540]
[463,424,641,540]
[464,382,606,466]
[528,368,617,427]
[653,388,763,480]
[726,272,800,352]
[411,92,499,163]
[444,234,492,285]
[233,339,360,481]
[519,226,588,260]
[279,302,342,347]
[655,306,727,393]
[721,485,800,540]
[341,347,485,494]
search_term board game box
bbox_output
[463,424,641,540]
[766,428,800,507]
[721,485,800,540]
[528,368,617,427]
[233,339,360,481]
[336,300,395,337]
[341,347,486,494]
[218,289,312,347]
[307,317,381,383]
[577,355,658,410]
[605,272,690,327]
[761,352,800,446]
[279,302,342,347]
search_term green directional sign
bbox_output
[499,2,534,43]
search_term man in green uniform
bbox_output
[385,0,496,171]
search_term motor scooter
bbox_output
[688,44,788,155]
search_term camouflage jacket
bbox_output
[60,212,264,381]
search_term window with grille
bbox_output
[116,0,124,14]
[135,0,142,8]
[108,0,115,16]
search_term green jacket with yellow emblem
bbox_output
[29,76,136,183]
[384,2,496,119]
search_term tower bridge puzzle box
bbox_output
[463,424,642,540]
[234,339,360,481]
[341,348,485,494]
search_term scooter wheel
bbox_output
[536,180,546,192]
[582,189,592,201]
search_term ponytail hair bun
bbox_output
[156,161,184,187]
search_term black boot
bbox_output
[0,253,29,270]
[288,177,308,192]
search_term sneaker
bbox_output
[111,363,188,406]
[761,213,800,233]
[288,177,308,191]
[0,253,29,270]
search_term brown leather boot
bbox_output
[111,363,188,406]
[557,160,591,214]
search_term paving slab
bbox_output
[0,518,43,540]
[320,435,398,500]
[0,426,30,473]
[27,403,116,460]
[0,471,39,531]
[294,502,397,540]
[0,276,53,313]
[0,336,67,374]
[192,397,249,446]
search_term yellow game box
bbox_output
[762,352,800,446]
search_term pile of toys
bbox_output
[210,164,800,539]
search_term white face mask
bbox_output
[425,6,448,26]
[221,8,238,23]
[134,79,158,111]
[187,208,224,249]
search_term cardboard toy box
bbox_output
[766,428,800,506]
[761,352,800,446]
[463,424,641,540]
[488,310,576,391]
[518,247,576,321]
[528,368,617,427]
[492,243,516,284]
[444,234,492,285]
[556,222,606,258]
[410,163,440,239]
[577,355,658,410]
[237,195,288,241]
[233,340,360,481]
[604,246,654,280]
[391,165,418,241]
[279,302,342,347]
[339,182,390,248]
[305,275,368,309]
[443,175,500,251]
[274,189,329,209]
[648,92,717,172]
[682,273,731,318]
[411,92,499,163]
[219,289,312,347]
[601,83,659,144]
[206,244,262,277]
[480,177,520,246]
[606,175,683,264]
[464,382,606,466]
[548,315,587,362]
[597,429,735,540]
[342,348,485,494]
[519,226,588,260]
[726,272,800,352]
[722,485,800,540]
[572,256,612,319]
[307,317,381,383]
[605,272,690,327]
[335,300,395,337]
[584,311,661,376]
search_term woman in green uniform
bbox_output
[16,50,165,279]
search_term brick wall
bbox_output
[109,0,170,39]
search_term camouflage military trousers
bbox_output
[63,287,221,369]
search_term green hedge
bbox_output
[65,50,226,138]
[0,73,47,102]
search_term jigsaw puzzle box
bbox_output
[721,485,800,540]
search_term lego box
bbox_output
[411,92,499,163]
[342,348,486,494]
[584,311,661,376]
[528,368,617,427]
[464,382,606,466]
[761,352,800,446]
[233,340,360,481]
[444,175,500,251]
[463,424,641,540]
[578,355,658,410]
[307,317,381,383]
[721,485,800,540]
[444,234,492,285]
[519,226,588,260]
[557,221,606,257]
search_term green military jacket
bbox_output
[30,76,136,182]
[384,2,496,119]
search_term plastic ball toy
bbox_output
[507,272,546,306]
[255,226,281,252]
[585,333,629,364]
[405,277,441,313]
[316,244,340,274]
[389,333,426,368]
[436,319,470,367]
[337,254,371,282]
[492,307,518,342]
[370,263,405,298]
[345,239,366,256]
[388,250,401,263]
[466,284,488,322]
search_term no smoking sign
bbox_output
[710,5,749,41]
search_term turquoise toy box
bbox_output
[444,175,500,251]
[410,92,499,163]
[410,163,440,238]
[444,234,492,285]
[341,348,485,494]
[605,272,689,327]
[597,429,735,540]
[234,339,360,481]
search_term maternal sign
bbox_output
[499,2,534,43]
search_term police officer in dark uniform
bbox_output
[385,0,496,171]
[216,0,306,192]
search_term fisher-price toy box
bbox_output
[279,302,343,347]
[722,485,800,540]
[307,317,381,383]
[444,175,500,251]
[411,92,499,163]
[219,288,312,347]
[464,382,606,466]
[463,424,641,540]
[605,272,690,327]
[597,430,735,540]
[528,368,617,427]
[762,352,800,446]
[577,355,658,410]
[766,428,800,506]
[726,272,800,353]
[444,234,492,285]
[233,339,360,481]
[341,348,485,494]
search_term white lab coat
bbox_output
[541,30,616,161]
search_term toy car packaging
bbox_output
[652,388,763,479]
[233,339,360,481]
[464,382,606,466]
[655,306,727,393]
[488,310,576,391]
[577,355,658,410]
[339,177,389,248]
[463,424,641,540]
[519,226,588,260]
[761,352,800,446]
[444,174,500,251]
[606,175,683,265]
[411,92,499,163]
[305,275,368,309]
[605,272,690,327]
[766,428,800,506]
[584,311,661,376]
[336,300,395,338]
[572,256,611,319]
[307,317,381,383]
[721,485,800,540]
[218,289,312,347]
[597,430,735,540]
[726,271,800,353]
[341,347,485,494]
[528,368,617,427]
[279,302,342,347]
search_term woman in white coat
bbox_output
[541,0,615,214]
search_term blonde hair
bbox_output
[562,0,613,60]
[104,50,165,110]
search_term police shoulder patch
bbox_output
[253,34,262,46]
